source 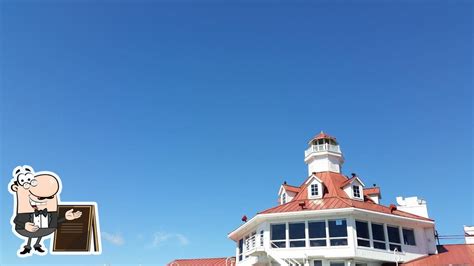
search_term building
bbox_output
[168,132,473,266]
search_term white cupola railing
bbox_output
[305,143,341,157]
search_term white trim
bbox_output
[305,175,324,185]
[342,177,366,188]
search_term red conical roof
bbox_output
[308,131,337,144]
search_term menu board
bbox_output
[53,205,100,253]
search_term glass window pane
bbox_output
[403,228,416,246]
[289,223,305,239]
[330,262,345,266]
[309,221,326,238]
[314,261,323,266]
[371,223,385,241]
[387,226,401,243]
[357,239,370,247]
[356,221,369,239]
[289,240,305,247]
[353,185,361,198]
[330,238,348,246]
[389,244,402,252]
[271,241,286,248]
[373,241,386,250]
[271,224,286,240]
[311,184,319,196]
[329,219,347,237]
[238,239,243,261]
[310,239,326,247]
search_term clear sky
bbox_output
[0,0,472,265]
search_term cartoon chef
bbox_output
[8,165,82,256]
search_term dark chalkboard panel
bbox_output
[53,205,100,252]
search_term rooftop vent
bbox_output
[299,201,306,209]
[389,204,397,213]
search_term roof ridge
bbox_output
[283,184,300,188]
[392,208,434,221]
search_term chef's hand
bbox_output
[65,209,82,220]
[25,222,39,232]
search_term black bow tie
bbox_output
[34,209,48,217]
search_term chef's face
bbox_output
[12,172,60,213]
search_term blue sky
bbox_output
[0,0,472,265]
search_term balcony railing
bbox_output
[244,234,263,255]
[305,144,341,157]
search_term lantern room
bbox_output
[304,131,344,174]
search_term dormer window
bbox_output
[353,185,361,199]
[310,183,319,197]
[307,176,323,199]
[341,175,365,200]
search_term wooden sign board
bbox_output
[53,204,100,254]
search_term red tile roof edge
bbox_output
[364,187,381,195]
[340,177,356,187]
[282,184,301,193]
[168,257,236,266]
[401,244,474,265]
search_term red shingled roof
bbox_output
[282,184,301,194]
[340,176,356,188]
[401,244,474,265]
[311,131,337,141]
[364,187,381,195]
[167,257,235,266]
[259,172,432,222]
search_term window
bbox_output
[313,261,323,266]
[260,230,264,247]
[271,224,286,248]
[387,226,402,252]
[289,222,305,247]
[238,239,243,261]
[403,228,416,246]
[371,223,386,250]
[330,262,345,266]
[356,221,371,247]
[308,221,326,246]
[310,183,319,197]
[328,219,348,246]
[282,193,287,204]
[353,185,361,198]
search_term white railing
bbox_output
[244,234,261,255]
[305,144,341,157]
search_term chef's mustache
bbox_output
[37,195,55,200]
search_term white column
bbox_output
[305,220,310,248]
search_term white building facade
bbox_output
[228,132,437,266]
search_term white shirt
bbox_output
[33,212,49,228]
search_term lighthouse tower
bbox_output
[304,131,344,175]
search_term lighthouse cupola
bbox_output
[304,131,344,175]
